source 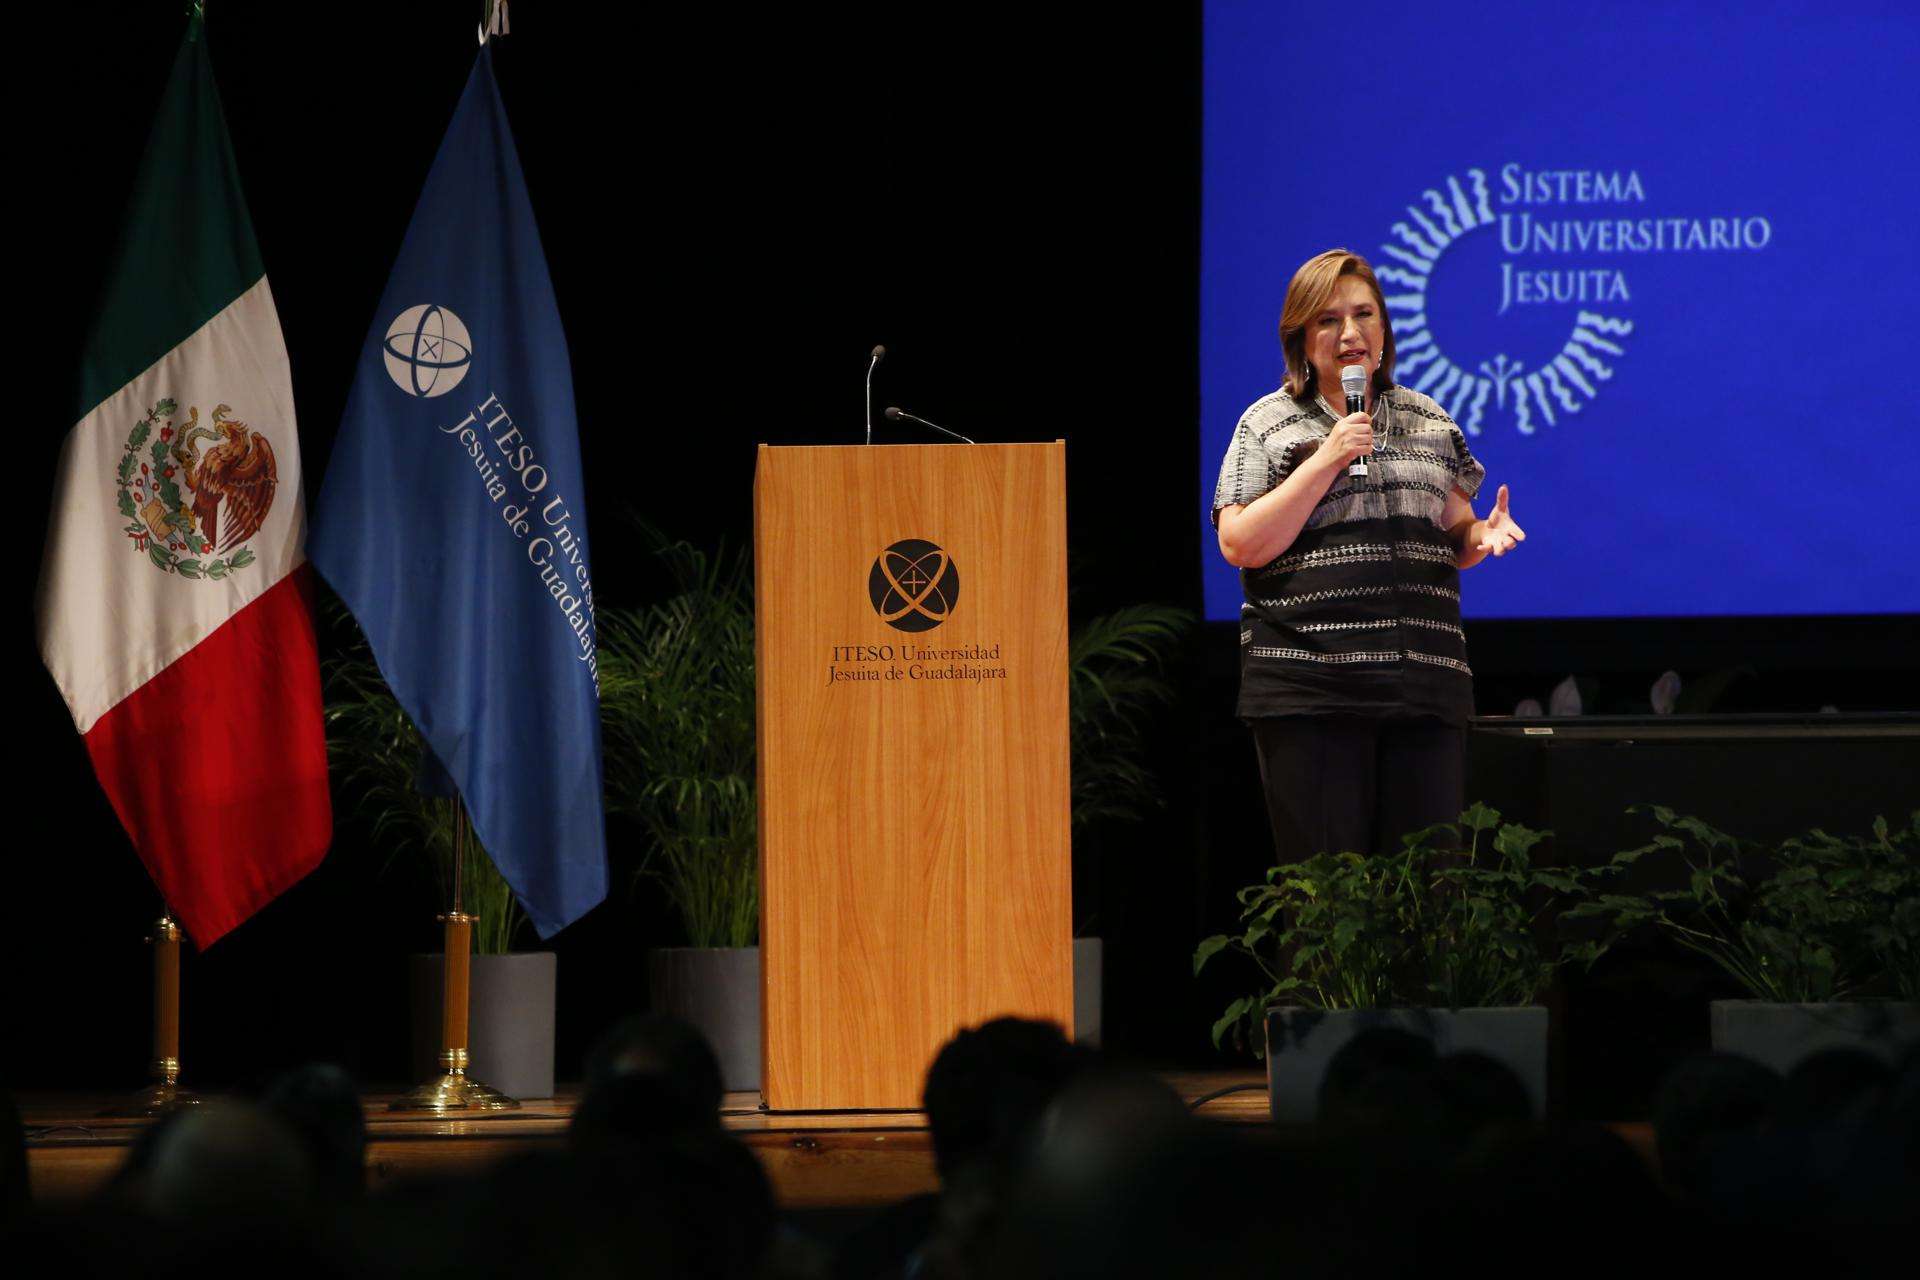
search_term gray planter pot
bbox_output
[1073,937,1103,1048]
[409,951,558,1100]
[647,946,761,1092]
[1709,1000,1920,1074]
[1263,1005,1548,1124]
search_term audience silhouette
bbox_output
[4,1020,1915,1278]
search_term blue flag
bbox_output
[310,47,606,937]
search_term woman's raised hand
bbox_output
[1477,484,1527,556]
[1320,412,1373,468]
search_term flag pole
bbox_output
[392,798,519,1112]
[103,905,201,1116]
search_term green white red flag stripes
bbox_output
[34,19,330,946]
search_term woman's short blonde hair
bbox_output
[1278,249,1396,402]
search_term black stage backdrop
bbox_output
[13,4,1916,1095]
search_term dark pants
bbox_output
[1249,717,1465,863]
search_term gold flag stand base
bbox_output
[389,803,520,1115]
[102,915,202,1118]
[391,1068,520,1114]
[102,1076,202,1119]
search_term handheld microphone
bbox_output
[884,406,976,445]
[1340,364,1370,483]
[866,345,886,445]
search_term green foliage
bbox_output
[1068,604,1193,833]
[322,602,526,955]
[1570,807,1920,1003]
[1194,804,1623,1056]
[598,536,758,950]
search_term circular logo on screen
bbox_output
[868,539,959,633]
[1374,166,1641,438]
[383,304,473,398]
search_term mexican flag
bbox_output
[35,18,331,947]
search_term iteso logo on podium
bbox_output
[868,539,959,633]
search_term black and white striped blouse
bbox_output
[1212,384,1486,724]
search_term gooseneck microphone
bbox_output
[884,406,976,445]
[866,345,886,445]
[1340,363,1370,483]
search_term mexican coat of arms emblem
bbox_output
[115,398,277,579]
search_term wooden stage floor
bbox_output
[22,1070,1275,1209]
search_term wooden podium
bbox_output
[753,443,1073,1111]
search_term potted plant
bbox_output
[1194,804,1622,1121]
[324,613,556,1099]
[1572,806,1920,1073]
[1066,603,1193,1046]
[597,536,760,1089]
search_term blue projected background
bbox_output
[1201,1,1920,620]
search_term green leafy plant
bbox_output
[1570,807,1920,1003]
[1067,602,1193,935]
[597,537,757,950]
[323,606,525,955]
[1194,804,1622,1055]
[1068,604,1193,834]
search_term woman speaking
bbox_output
[1212,248,1525,862]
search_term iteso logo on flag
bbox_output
[382,304,472,398]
